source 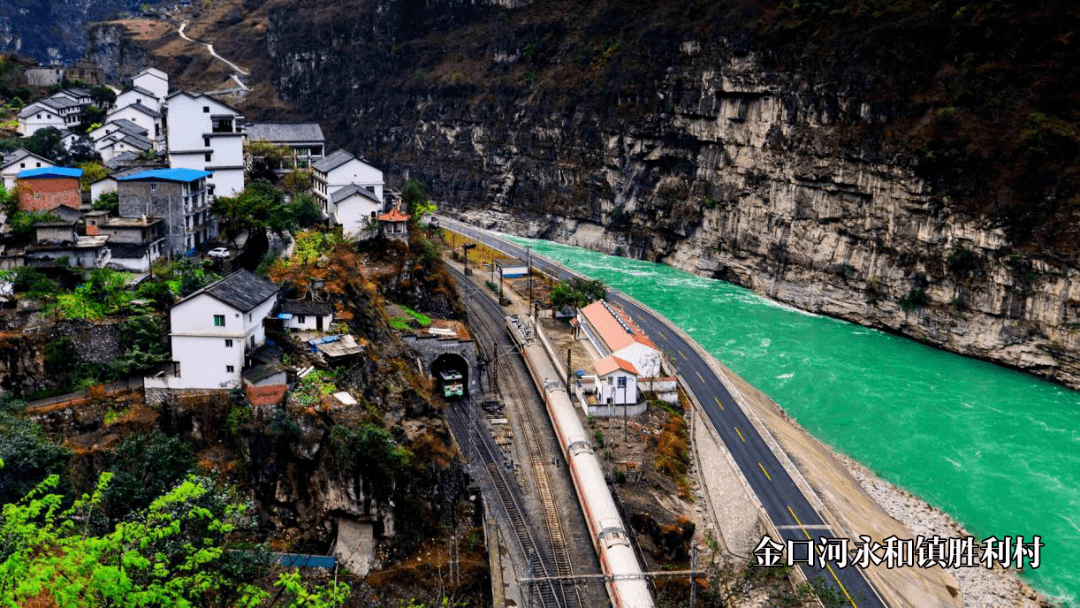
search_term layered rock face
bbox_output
[250,1,1080,387]
[0,0,130,63]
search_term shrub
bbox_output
[899,288,930,311]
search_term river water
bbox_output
[506,235,1080,606]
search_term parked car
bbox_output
[208,247,231,259]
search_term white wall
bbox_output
[285,313,333,331]
[115,89,161,114]
[2,157,54,190]
[598,370,638,405]
[18,108,64,136]
[327,160,384,201]
[166,95,244,196]
[89,178,117,204]
[168,291,277,389]
[107,105,161,141]
[171,334,245,389]
[133,71,168,101]
[612,343,662,378]
[334,194,382,237]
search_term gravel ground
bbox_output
[831,450,1052,608]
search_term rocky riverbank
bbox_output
[832,451,1050,608]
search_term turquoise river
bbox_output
[506,235,1080,606]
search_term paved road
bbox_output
[436,216,888,608]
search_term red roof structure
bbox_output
[579,300,659,352]
[246,384,286,407]
[377,208,411,222]
[595,356,639,376]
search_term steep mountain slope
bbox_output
[0,0,135,63]
[90,0,1080,386]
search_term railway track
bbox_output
[449,265,583,608]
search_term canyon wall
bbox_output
[249,0,1080,387]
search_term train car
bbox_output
[506,315,654,608]
[439,370,464,399]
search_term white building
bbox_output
[2,149,54,190]
[244,122,325,170]
[17,101,65,136]
[132,68,169,102]
[147,270,279,390]
[312,150,384,219]
[593,356,639,406]
[576,300,663,378]
[107,103,162,142]
[90,119,148,143]
[278,300,334,331]
[330,184,383,237]
[114,86,162,115]
[165,91,245,197]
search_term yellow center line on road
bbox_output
[714,396,724,410]
[735,427,746,443]
[786,505,858,608]
[679,350,688,360]
[757,462,772,481]
[696,371,705,383]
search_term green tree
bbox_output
[0,474,351,607]
[78,161,109,191]
[91,190,119,213]
[211,179,289,251]
[21,126,70,165]
[400,178,436,224]
[287,193,322,228]
[111,315,170,375]
[0,417,71,505]
[549,278,607,310]
[102,431,195,523]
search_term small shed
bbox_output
[495,257,528,279]
[378,208,410,241]
[278,300,334,331]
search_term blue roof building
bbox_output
[16,167,83,179]
[116,168,211,183]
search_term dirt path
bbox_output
[177,21,250,85]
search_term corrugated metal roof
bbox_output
[116,168,210,182]
[17,167,83,179]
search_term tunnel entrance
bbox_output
[432,353,470,399]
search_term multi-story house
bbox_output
[1,149,54,190]
[116,168,214,254]
[145,270,279,390]
[17,100,67,136]
[132,68,169,103]
[244,122,325,171]
[107,103,162,142]
[165,91,245,197]
[311,150,384,220]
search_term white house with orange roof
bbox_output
[594,355,639,406]
[575,299,663,378]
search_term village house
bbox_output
[16,167,83,214]
[116,168,213,255]
[96,131,153,163]
[114,86,162,115]
[593,355,639,406]
[24,66,65,87]
[144,270,280,390]
[88,166,156,204]
[17,101,65,136]
[84,210,165,272]
[106,102,162,143]
[277,300,334,332]
[330,184,383,237]
[165,91,245,197]
[25,221,111,269]
[50,88,93,114]
[131,68,169,102]
[2,149,54,190]
[311,150,384,219]
[244,122,325,171]
[575,299,663,378]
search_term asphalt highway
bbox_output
[436,215,888,608]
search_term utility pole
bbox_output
[566,348,572,393]
[463,242,475,275]
[526,245,532,308]
[492,339,499,396]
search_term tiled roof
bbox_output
[117,168,209,183]
[330,184,380,204]
[202,270,279,312]
[312,149,355,173]
[595,356,639,376]
[18,102,61,118]
[1,149,52,171]
[245,122,324,143]
[122,102,161,118]
[378,208,410,222]
[107,119,149,136]
[126,86,157,97]
[103,152,141,170]
[579,299,659,353]
[279,300,334,315]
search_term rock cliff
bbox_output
[84,0,1080,386]
[0,0,131,63]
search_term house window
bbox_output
[203,137,210,147]
[249,335,255,348]
[297,314,306,324]
[214,314,225,326]
[617,376,627,388]
[150,183,157,191]
[204,153,211,162]
[225,339,233,347]
[226,365,234,373]
[203,106,210,113]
